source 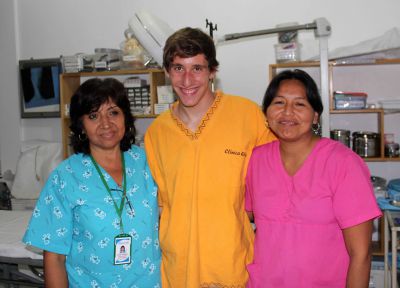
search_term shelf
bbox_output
[363,157,400,162]
[134,114,159,118]
[330,108,384,114]
[63,68,164,77]
[61,114,159,119]
[332,62,397,67]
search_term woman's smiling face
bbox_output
[82,99,125,153]
[266,79,319,142]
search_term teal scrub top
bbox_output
[23,145,161,288]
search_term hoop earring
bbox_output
[312,122,321,135]
[125,126,133,136]
[127,127,134,144]
[78,133,87,141]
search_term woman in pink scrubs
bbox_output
[245,69,382,288]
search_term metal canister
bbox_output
[330,129,351,148]
[352,131,380,158]
[385,142,400,158]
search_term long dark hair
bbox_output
[69,78,135,154]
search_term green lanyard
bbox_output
[90,152,127,233]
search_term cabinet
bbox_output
[59,69,166,158]
[269,59,400,255]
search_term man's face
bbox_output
[166,54,216,109]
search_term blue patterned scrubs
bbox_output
[23,145,161,288]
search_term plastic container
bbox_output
[334,91,367,110]
[378,99,400,109]
[388,179,400,206]
[388,179,400,191]
[274,42,300,63]
[385,133,395,144]
[93,48,122,71]
[120,32,146,70]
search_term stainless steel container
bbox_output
[330,129,351,148]
[352,131,380,157]
[385,142,400,158]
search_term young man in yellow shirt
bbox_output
[145,27,275,288]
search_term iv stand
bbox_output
[219,18,332,137]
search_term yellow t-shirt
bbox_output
[145,91,275,288]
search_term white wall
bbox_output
[0,0,21,174]
[1,0,400,174]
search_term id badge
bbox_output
[114,234,132,265]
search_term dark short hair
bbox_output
[163,27,219,72]
[69,78,135,155]
[262,69,323,117]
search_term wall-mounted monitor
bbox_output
[19,58,62,118]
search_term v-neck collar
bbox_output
[277,137,323,179]
[86,153,125,190]
[170,91,222,140]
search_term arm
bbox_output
[144,131,166,209]
[44,251,68,288]
[253,102,276,146]
[342,220,373,288]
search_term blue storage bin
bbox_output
[388,179,400,192]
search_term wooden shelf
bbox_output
[330,108,384,114]
[363,157,400,162]
[62,114,160,120]
[134,114,159,118]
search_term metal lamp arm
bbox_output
[220,18,331,41]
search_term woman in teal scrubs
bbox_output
[23,78,161,287]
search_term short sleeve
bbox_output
[144,131,166,208]
[245,153,255,212]
[332,153,382,229]
[23,168,74,255]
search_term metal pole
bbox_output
[319,36,330,137]
[384,211,389,288]
[222,22,317,41]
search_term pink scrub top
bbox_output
[245,138,382,288]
